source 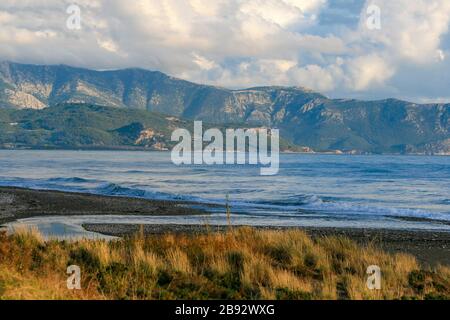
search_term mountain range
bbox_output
[0,61,449,154]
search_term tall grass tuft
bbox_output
[0,228,448,300]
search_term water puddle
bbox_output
[3,213,450,240]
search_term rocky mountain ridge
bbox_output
[1,62,448,154]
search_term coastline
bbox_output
[1,147,449,156]
[1,186,449,266]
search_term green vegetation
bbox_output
[0,103,182,149]
[0,103,301,151]
[0,227,449,300]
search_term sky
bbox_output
[1,0,450,103]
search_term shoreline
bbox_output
[1,148,449,156]
[1,186,450,266]
[0,186,214,225]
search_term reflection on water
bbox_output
[5,219,117,240]
[5,213,450,239]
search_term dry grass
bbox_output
[0,227,449,300]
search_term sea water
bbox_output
[1,150,449,238]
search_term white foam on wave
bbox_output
[1,178,449,223]
[300,196,450,221]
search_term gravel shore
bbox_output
[0,186,212,224]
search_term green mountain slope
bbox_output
[0,104,185,149]
[0,103,301,151]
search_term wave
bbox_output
[1,178,449,224]
[296,196,450,222]
[226,195,450,222]
[47,177,97,183]
[94,182,168,199]
[92,182,204,203]
[95,183,145,197]
[358,168,393,174]
[256,195,324,207]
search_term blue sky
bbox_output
[1,0,450,103]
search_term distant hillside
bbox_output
[0,103,180,150]
[0,103,301,151]
[0,62,449,154]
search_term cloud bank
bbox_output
[1,0,450,102]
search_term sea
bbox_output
[1,150,449,238]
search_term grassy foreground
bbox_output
[0,227,449,300]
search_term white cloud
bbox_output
[288,64,337,92]
[359,0,450,64]
[192,53,218,71]
[346,54,394,91]
[0,0,449,101]
[285,0,327,13]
